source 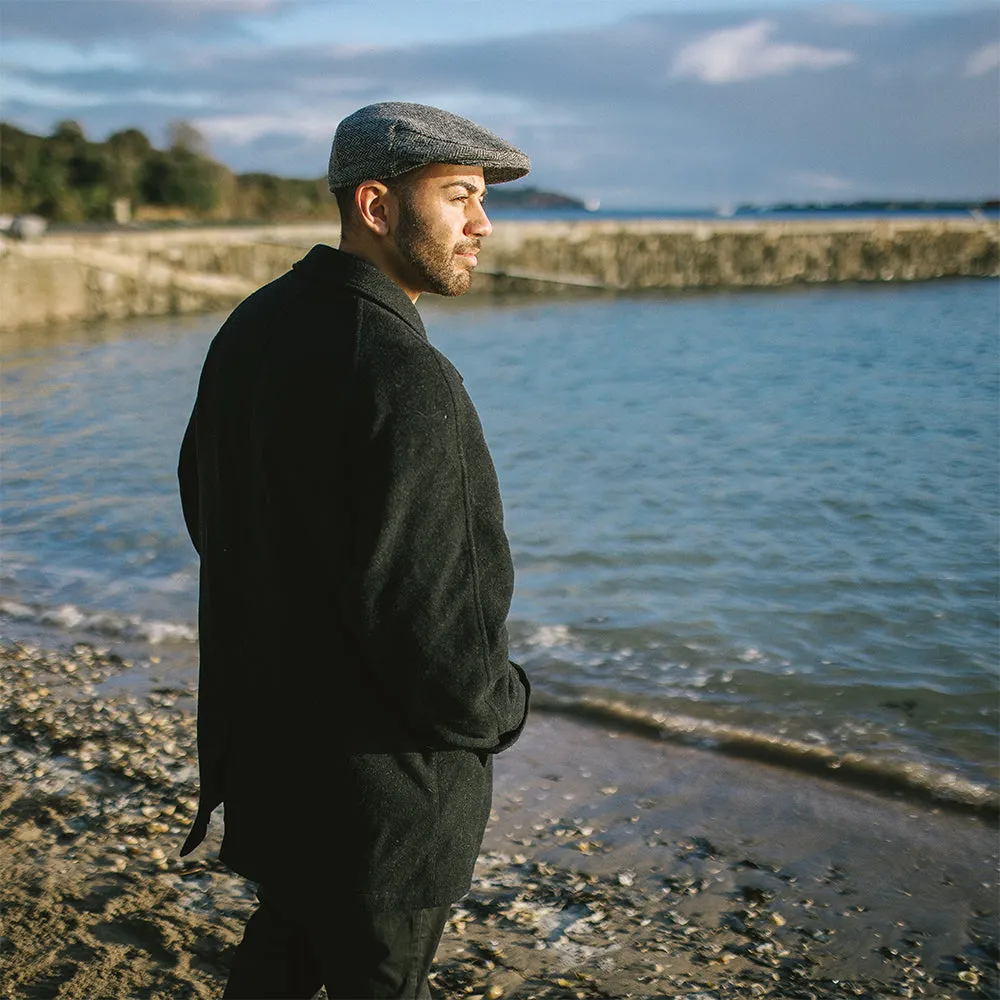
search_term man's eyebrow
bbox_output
[443,180,486,196]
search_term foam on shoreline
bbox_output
[4,594,996,817]
[538,694,1000,815]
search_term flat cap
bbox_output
[328,101,530,191]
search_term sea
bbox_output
[2,271,997,812]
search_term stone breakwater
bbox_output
[478,216,999,292]
[0,217,996,332]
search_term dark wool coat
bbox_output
[177,245,530,911]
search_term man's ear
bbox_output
[355,180,391,236]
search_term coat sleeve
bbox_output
[345,326,529,753]
[177,409,201,553]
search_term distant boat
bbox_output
[715,202,736,218]
[584,197,601,212]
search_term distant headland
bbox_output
[731,198,999,217]
[486,185,588,210]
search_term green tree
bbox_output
[135,120,222,215]
[107,128,153,200]
[1,119,338,224]
[166,120,209,157]
[140,147,221,214]
[0,123,46,214]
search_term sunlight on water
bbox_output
[2,280,998,803]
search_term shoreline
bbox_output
[532,696,999,819]
[2,606,996,823]
[2,639,996,998]
[1,216,997,334]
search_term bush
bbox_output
[0,120,339,224]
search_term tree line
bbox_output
[0,120,339,225]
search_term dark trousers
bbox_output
[222,884,451,999]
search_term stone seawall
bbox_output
[1,217,996,332]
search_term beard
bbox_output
[395,196,480,297]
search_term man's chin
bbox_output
[405,254,475,297]
[431,268,473,298]
[440,281,472,298]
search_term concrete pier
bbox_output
[1,217,996,333]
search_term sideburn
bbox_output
[393,189,472,298]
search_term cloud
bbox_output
[670,18,856,84]
[787,171,856,194]
[815,4,887,27]
[199,111,337,146]
[1,5,996,205]
[0,0,300,44]
[966,41,1000,78]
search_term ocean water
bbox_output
[2,277,997,810]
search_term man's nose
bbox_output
[465,203,492,239]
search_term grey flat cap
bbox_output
[328,101,530,191]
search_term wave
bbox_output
[534,693,1000,816]
[4,597,994,816]
[0,597,197,645]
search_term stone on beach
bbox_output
[1,640,996,999]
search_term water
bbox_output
[486,205,1000,223]
[2,278,997,809]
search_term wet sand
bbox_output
[1,639,996,999]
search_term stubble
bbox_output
[395,194,480,297]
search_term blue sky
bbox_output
[1,0,997,208]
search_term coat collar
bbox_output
[293,244,428,341]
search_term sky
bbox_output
[1,0,997,209]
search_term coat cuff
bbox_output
[493,660,531,754]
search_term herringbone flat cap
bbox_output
[328,102,530,191]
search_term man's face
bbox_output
[390,164,492,298]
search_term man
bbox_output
[177,102,532,999]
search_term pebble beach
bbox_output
[2,639,996,999]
